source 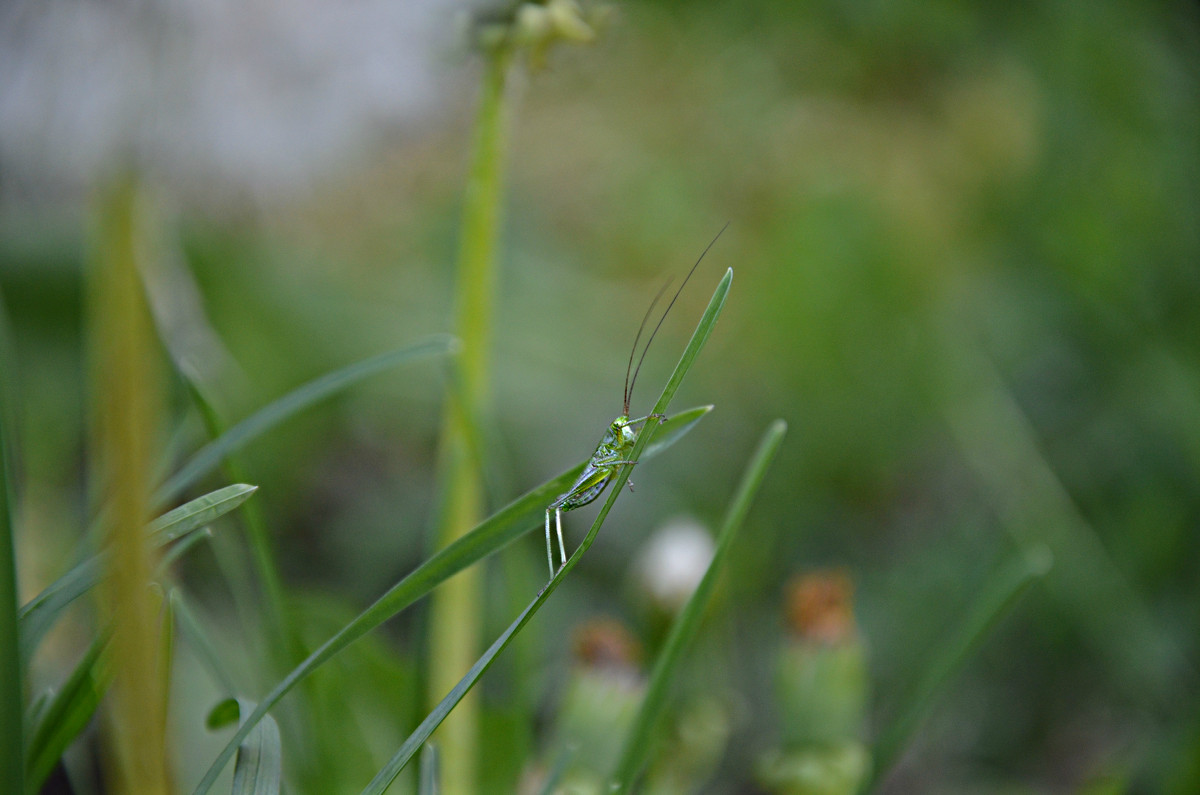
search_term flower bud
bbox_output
[757,571,871,795]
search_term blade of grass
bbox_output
[358,269,732,794]
[89,177,169,792]
[418,743,439,795]
[207,699,282,795]
[0,291,24,795]
[610,419,786,792]
[536,749,573,795]
[18,484,257,663]
[24,633,111,794]
[157,586,175,742]
[157,527,212,572]
[155,335,456,507]
[426,37,513,795]
[171,590,239,695]
[187,405,710,795]
[22,549,213,793]
[867,545,1053,790]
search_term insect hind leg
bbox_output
[545,510,554,577]
[555,509,567,570]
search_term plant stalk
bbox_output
[427,44,513,795]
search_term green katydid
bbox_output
[545,225,728,577]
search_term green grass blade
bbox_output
[418,744,439,795]
[208,699,282,795]
[18,484,257,664]
[22,691,50,743]
[24,635,111,795]
[147,484,259,544]
[868,546,1053,789]
[358,270,733,794]
[536,749,573,795]
[610,419,786,792]
[649,269,731,419]
[642,405,712,460]
[155,335,455,506]
[0,292,23,795]
[157,527,212,573]
[172,590,239,695]
[188,404,713,795]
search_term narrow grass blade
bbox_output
[536,749,573,795]
[208,699,282,795]
[24,635,111,795]
[148,484,259,544]
[611,419,786,792]
[22,691,50,742]
[178,376,293,676]
[158,527,212,573]
[155,335,456,506]
[172,590,239,695]
[18,484,257,664]
[157,586,175,741]
[642,405,712,460]
[0,293,23,795]
[868,546,1053,789]
[358,270,733,795]
[188,404,713,795]
[418,743,439,795]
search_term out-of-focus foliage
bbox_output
[2,0,1198,792]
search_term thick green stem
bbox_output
[88,178,170,793]
[428,46,512,795]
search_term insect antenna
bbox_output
[626,222,730,414]
[624,277,674,415]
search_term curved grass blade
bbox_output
[18,484,257,664]
[358,269,733,794]
[207,699,282,795]
[156,335,456,506]
[867,546,1053,790]
[610,419,786,792]
[188,405,710,795]
[24,634,111,795]
[418,743,439,795]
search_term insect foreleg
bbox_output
[618,413,666,428]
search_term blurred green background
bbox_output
[2,0,1198,792]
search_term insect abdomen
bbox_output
[559,475,611,511]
